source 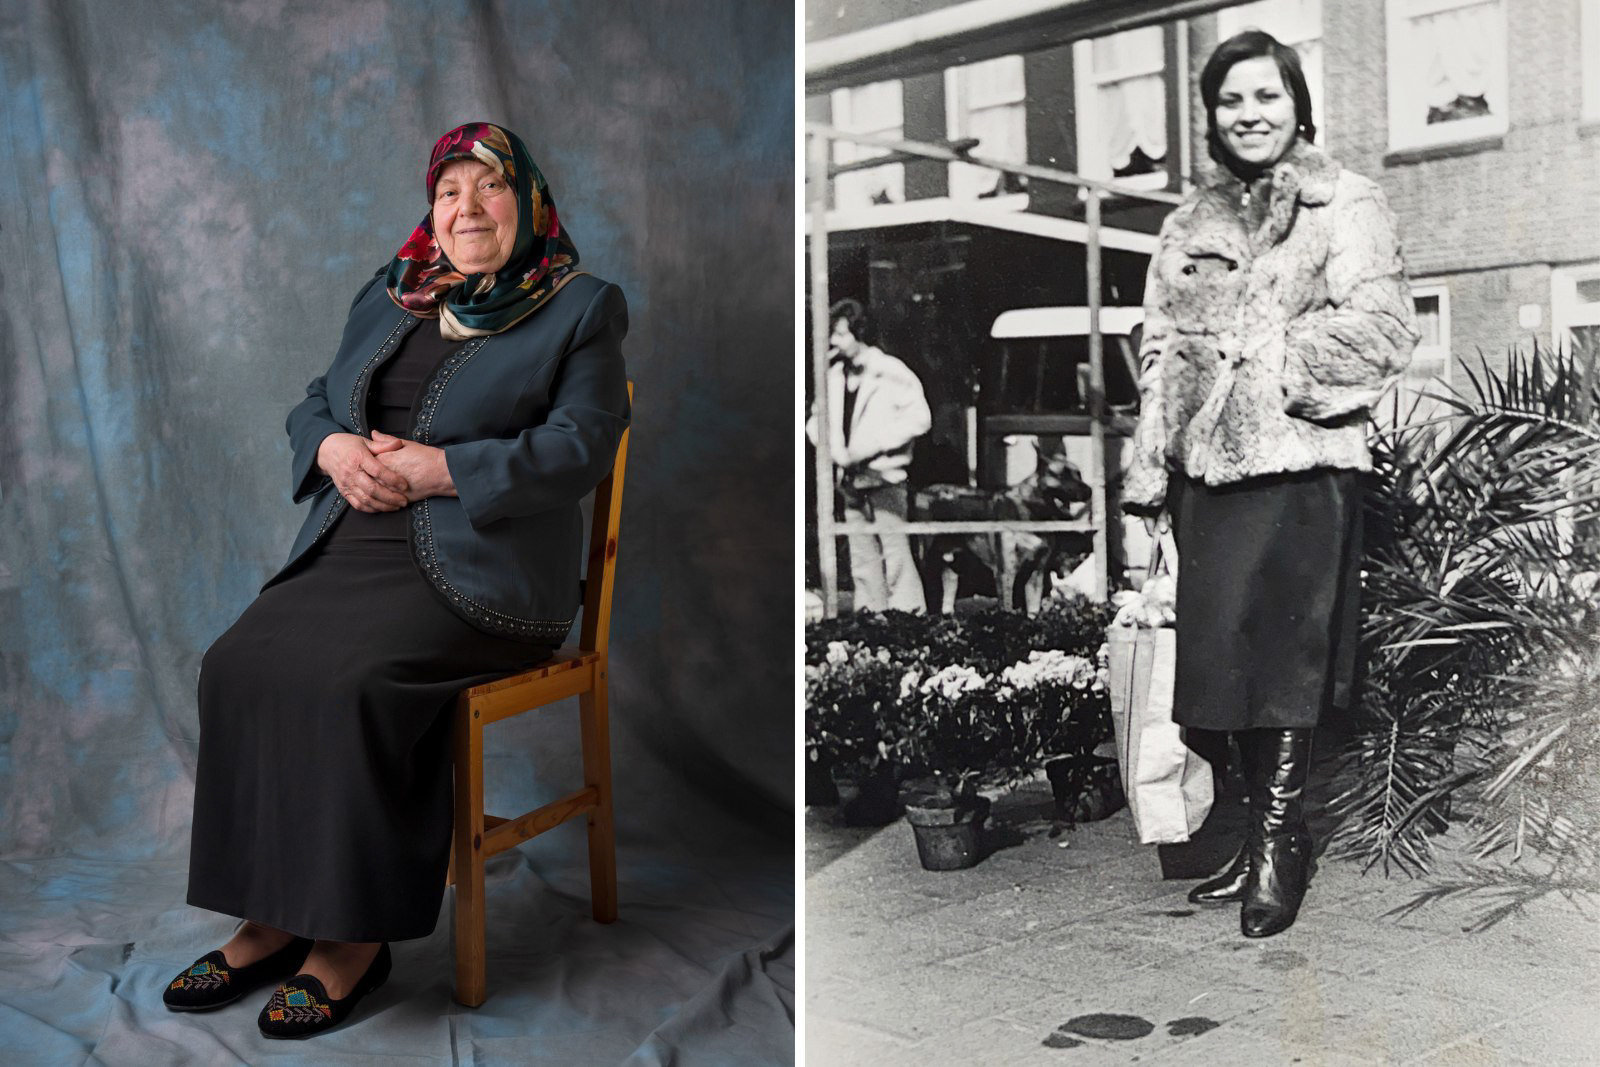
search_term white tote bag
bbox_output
[1106,532,1214,844]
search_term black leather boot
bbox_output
[1189,841,1250,905]
[1187,733,1258,905]
[1241,728,1313,938]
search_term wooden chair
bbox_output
[447,384,631,1007]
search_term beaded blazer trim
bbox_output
[312,313,417,542]
[311,312,573,641]
[408,329,574,641]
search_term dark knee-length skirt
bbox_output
[186,537,555,942]
[1166,468,1362,731]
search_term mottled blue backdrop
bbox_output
[0,1,794,1062]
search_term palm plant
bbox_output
[1330,343,1600,877]
[1388,619,1600,928]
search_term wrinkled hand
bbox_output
[317,432,410,512]
[369,430,457,503]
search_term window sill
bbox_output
[1579,121,1600,139]
[1383,135,1505,167]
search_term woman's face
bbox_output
[432,159,518,274]
[1214,56,1298,169]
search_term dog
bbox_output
[916,443,1092,613]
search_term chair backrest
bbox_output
[578,381,632,656]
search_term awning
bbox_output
[991,306,1147,339]
[807,0,1247,95]
[809,195,1160,255]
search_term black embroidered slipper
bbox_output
[163,937,313,1012]
[257,943,391,1039]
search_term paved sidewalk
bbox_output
[805,775,1600,1066]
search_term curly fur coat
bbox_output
[1122,142,1420,514]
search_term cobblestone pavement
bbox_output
[804,775,1600,1066]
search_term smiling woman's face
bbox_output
[1214,55,1298,169]
[432,159,518,274]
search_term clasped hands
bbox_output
[316,430,457,512]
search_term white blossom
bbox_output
[1001,649,1093,691]
[919,664,988,701]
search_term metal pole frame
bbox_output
[808,131,839,619]
[1085,187,1108,603]
[805,123,1181,617]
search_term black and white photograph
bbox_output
[803,1,1600,1063]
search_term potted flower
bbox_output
[892,661,1038,870]
[805,640,904,825]
[1003,646,1124,823]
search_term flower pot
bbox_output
[904,795,991,870]
[830,766,900,826]
[1045,756,1125,824]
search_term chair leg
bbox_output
[579,665,618,923]
[452,693,488,1007]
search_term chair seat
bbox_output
[463,648,603,726]
[462,646,595,695]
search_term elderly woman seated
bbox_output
[162,122,630,1038]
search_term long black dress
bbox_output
[1166,468,1363,732]
[187,325,557,943]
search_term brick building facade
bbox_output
[1188,0,1600,391]
[809,0,1600,394]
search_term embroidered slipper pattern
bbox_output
[265,984,333,1024]
[169,956,230,994]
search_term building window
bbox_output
[945,55,1027,201]
[830,80,905,210]
[1216,0,1326,147]
[1553,265,1600,368]
[1584,0,1600,123]
[1384,285,1451,425]
[1073,26,1170,190]
[1409,286,1451,380]
[1385,0,1508,151]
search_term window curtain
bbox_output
[832,80,905,208]
[1414,1,1498,116]
[949,56,1025,200]
[1221,0,1321,41]
[1091,29,1167,175]
[1100,75,1168,174]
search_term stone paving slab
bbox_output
[805,784,1600,1066]
[808,964,1069,1047]
[1226,973,1514,1064]
[1413,983,1600,1067]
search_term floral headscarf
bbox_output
[386,122,581,339]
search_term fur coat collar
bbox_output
[1120,141,1420,512]
[1197,140,1342,253]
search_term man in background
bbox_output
[807,298,931,613]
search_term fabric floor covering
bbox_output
[0,827,792,1066]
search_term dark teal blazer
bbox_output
[267,271,630,642]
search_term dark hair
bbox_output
[829,298,870,342]
[1200,29,1316,168]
